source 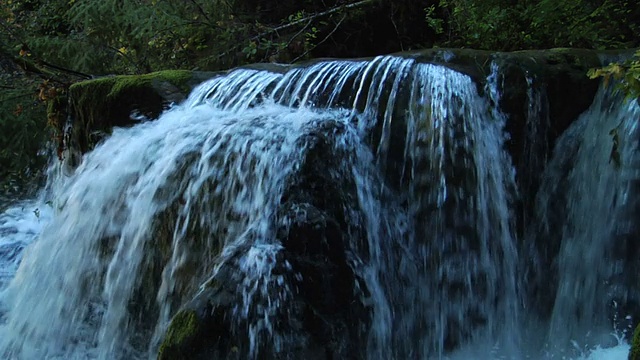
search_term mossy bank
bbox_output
[67,70,217,153]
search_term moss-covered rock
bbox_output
[157,309,201,360]
[67,70,216,153]
[631,323,640,360]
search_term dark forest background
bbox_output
[1,0,639,196]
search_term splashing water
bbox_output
[0,202,51,291]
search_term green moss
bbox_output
[108,70,193,97]
[68,70,195,152]
[69,70,193,102]
[630,323,640,360]
[158,309,200,360]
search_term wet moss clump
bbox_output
[157,309,200,360]
[630,323,640,360]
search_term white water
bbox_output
[0,103,360,359]
[0,202,51,291]
[0,55,637,359]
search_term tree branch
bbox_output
[216,0,376,60]
[0,92,36,103]
[291,15,347,63]
[187,0,213,25]
[260,0,374,36]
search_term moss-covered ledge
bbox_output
[631,323,640,360]
[68,70,216,152]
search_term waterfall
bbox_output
[531,86,640,355]
[0,55,636,359]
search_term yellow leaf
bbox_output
[13,104,23,116]
[118,47,128,55]
[610,63,624,78]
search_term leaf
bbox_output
[13,104,23,116]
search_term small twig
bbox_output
[105,45,145,74]
[285,20,313,49]
[188,0,213,24]
[389,7,404,51]
[0,92,36,103]
[291,15,346,63]
[37,59,92,79]
[0,18,91,80]
[264,19,313,62]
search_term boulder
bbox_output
[155,117,369,359]
[67,70,217,153]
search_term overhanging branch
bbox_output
[216,0,376,61]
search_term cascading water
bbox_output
[0,54,636,359]
[0,201,50,291]
[0,103,360,359]
[529,85,640,357]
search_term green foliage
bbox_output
[1,0,639,75]
[1,0,385,76]
[586,50,640,169]
[0,74,49,196]
[424,5,444,35]
[431,0,639,50]
[431,0,522,50]
[588,50,640,102]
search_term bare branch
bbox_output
[291,15,346,63]
[261,0,374,36]
[0,92,36,104]
[188,0,213,25]
[216,0,376,61]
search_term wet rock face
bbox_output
[159,209,368,360]
[278,202,369,359]
[156,119,369,359]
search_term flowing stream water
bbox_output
[0,56,637,359]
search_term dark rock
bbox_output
[278,202,368,359]
[67,70,218,153]
[155,119,368,360]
